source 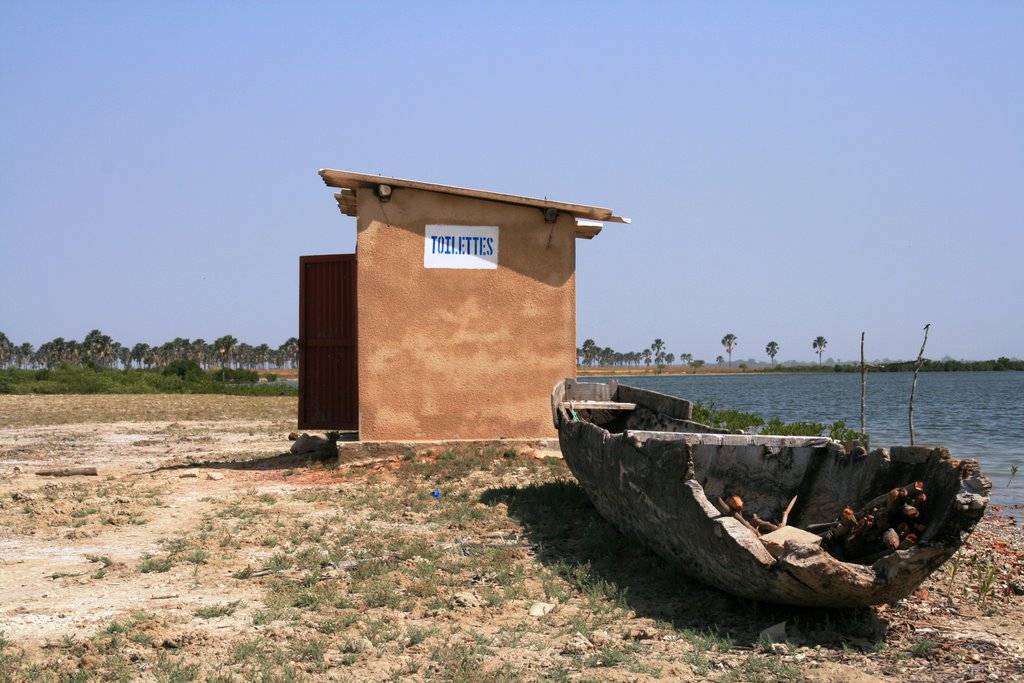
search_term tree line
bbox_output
[0,330,299,371]
[577,338,680,372]
[578,333,834,371]
[579,333,1021,372]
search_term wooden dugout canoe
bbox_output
[552,378,990,608]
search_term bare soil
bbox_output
[0,394,1021,682]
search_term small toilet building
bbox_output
[299,169,627,442]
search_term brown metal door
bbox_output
[298,254,358,430]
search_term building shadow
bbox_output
[479,480,888,649]
[152,451,324,473]
[150,432,361,474]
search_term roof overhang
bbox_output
[319,169,629,240]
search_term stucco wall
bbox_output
[355,186,577,441]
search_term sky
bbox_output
[1,2,1022,364]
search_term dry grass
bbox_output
[0,394,1022,682]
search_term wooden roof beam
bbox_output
[319,169,630,225]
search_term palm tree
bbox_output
[130,343,151,369]
[0,332,12,368]
[192,339,211,368]
[721,333,737,367]
[214,335,238,369]
[580,339,598,367]
[278,337,299,369]
[82,329,113,367]
[765,341,780,367]
[651,338,667,372]
[16,342,34,369]
[716,355,725,366]
[813,336,828,365]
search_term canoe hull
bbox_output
[554,380,990,607]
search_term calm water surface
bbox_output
[588,371,1024,509]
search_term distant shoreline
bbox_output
[577,361,1023,376]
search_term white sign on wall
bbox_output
[424,225,499,269]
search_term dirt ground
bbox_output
[1,394,1022,682]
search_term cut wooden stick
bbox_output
[781,495,798,527]
[714,496,760,535]
[854,482,923,518]
[732,512,761,536]
[750,514,780,533]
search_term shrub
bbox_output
[761,418,826,436]
[161,360,205,382]
[211,368,259,384]
[693,401,765,432]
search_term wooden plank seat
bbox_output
[559,400,637,411]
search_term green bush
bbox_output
[0,366,296,397]
[827,419,868,442]
[211,368,259,384]
[693,401,765,432]
[761,418,826,436]
[162,360,205,382]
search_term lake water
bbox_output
[586,371,1024,510]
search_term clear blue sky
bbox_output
[2,2,1021,364]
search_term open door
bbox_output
[298,254,358,431]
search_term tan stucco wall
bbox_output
[355,187,577,441]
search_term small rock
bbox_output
[719,656,741,669]
[206,472,224,481]
[589,629,614,647]
[341,637,373,653]
[758,620,787,644]
[561,632,594,654]
[630,625,659,640]
[1008,579,1024,595]
[290,433,327,454]
[453,591,483,608]
[528,602,555,617]
[179,471,198,479]
[769,642,788,655]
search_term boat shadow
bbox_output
[479,479,889,649]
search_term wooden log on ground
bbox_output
[36,467,98,477]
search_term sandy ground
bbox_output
[0,394,1022,682]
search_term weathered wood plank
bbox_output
[36,467,98,477]
[559,401,636,411]
[319,169,629,223]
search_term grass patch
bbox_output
[194,601,242,619]
[138,553,173,573]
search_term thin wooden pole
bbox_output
[860,332,866,437]
[909,324,931,445]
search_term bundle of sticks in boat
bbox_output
[817,481,929,563]
[713,482,929,564]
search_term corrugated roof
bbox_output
[319,169,629,239]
